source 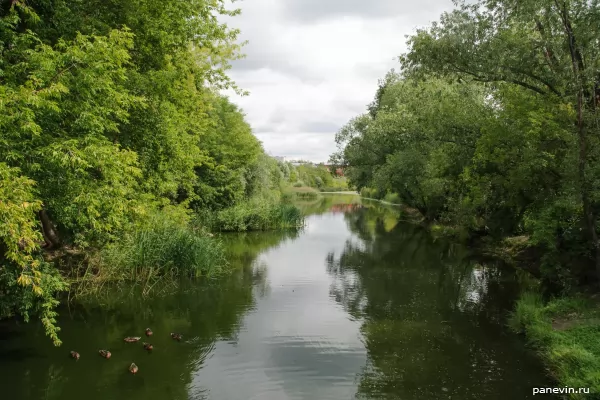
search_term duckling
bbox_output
[129,363,139,374]
[99,349,112,359]
[170,333,183,341]
[124,336,141,343]
[70,351,80,360]
[145,328,153,337]
[143,342,153,351]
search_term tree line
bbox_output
[0,0,293,344]
[331,0,600,292]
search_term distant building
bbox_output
[323,164,344,177]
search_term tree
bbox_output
[402,0,600,282]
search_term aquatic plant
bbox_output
[97,213,227,280]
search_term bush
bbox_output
[383,192,401,204]
[360,187,381,199]
[198,200,305,232]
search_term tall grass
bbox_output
[509,292,600,397]
[284,186,321,200]
[198,200,305,232]
[95,214,227,281]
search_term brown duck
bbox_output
[145,328,153,336]
[129,363,139,374]
[99,349,111,359]
[170,333,183,341]
[143,342,153,351]
[70,351,80,360]
[124,336,141,343]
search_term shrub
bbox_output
[360,187,381,199]
[199,199,305,232]
[383,192,401,204]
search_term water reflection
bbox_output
[0,228,289,400]
[0,195,553,400]
[327,202,551,399]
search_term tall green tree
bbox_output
[0,0,267,343]
[401,0,600,282]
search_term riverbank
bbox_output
[509,292,600,398]
[0,195,555,400]
[69,199,305,287]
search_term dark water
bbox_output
[0,195,554,399]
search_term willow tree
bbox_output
[332,76,489,220]
[402,0,600,283]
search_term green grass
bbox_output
[98,214,227,279]
[199,199,305,232]
[509,292,600,398]
[284,186,321,200]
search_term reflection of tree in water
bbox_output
[327,208,545,399]
[0,229,289,400]
[295,194,362,216]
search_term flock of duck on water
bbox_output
[68,328,183,374]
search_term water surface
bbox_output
[0,195,553,399]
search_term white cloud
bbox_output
[222,0,455,162]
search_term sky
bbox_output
[222,0,455,163]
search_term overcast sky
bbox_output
[222,0,455,163]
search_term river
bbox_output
[0,194,554,399]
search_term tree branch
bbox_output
[33,62,78,95]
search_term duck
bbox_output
[124,336,142,343]
[143,342,153,351]
[99,349,112,359]
[129,363,139,374]
[145,328,153,336]
[70,351,80,360]
[170,333,183,341]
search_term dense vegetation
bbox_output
[332,0,600,291]
[0,0,302,345]
[330,0,600,392]
[284,162,349,192]
[510,292,600,396]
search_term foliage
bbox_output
[284,186,321,200]
[509,293,600,397]
[335,77,488,219]
[0,0,290,344]
[360,187,381,200]
[198,199,304,232]
[333,0,600,289]
[0,163,68,346]
[99,212,227,280]
[294,163,335,189]
[382,193,401,204]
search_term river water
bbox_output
[0,195,554,399]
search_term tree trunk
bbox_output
[39,209,61,249]
[557,0,600,284]
[575,87,600,285]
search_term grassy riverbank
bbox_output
[509,293,600,397]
